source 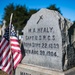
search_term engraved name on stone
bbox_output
[23,27,59,57]
[20,72,31,75]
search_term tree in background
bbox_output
[13,4,29,34]
[73,21,75,25]
[28,9,38,17]
[3,3,28,34]
[47,4,62,15]
[3,3,75,35]
[3,3,38,34]
[3,3,15,25]
[3,3,64,34]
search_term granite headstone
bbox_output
[21,8,73,71]
[15,8,75,75]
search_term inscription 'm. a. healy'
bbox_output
[28,27,53,33]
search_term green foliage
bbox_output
[68,21,75,36]
[3,3,62,34]
[28,9,38,17]
[47,4,62,15]
[73,21,75,24]
[3,3,15,25]
[3,3,37,34]
[12,5,29,34]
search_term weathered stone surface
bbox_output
[15,64,75,75]
[21,8,73,71]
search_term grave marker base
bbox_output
[15,64,75,75]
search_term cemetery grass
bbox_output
[0,70,8,75]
